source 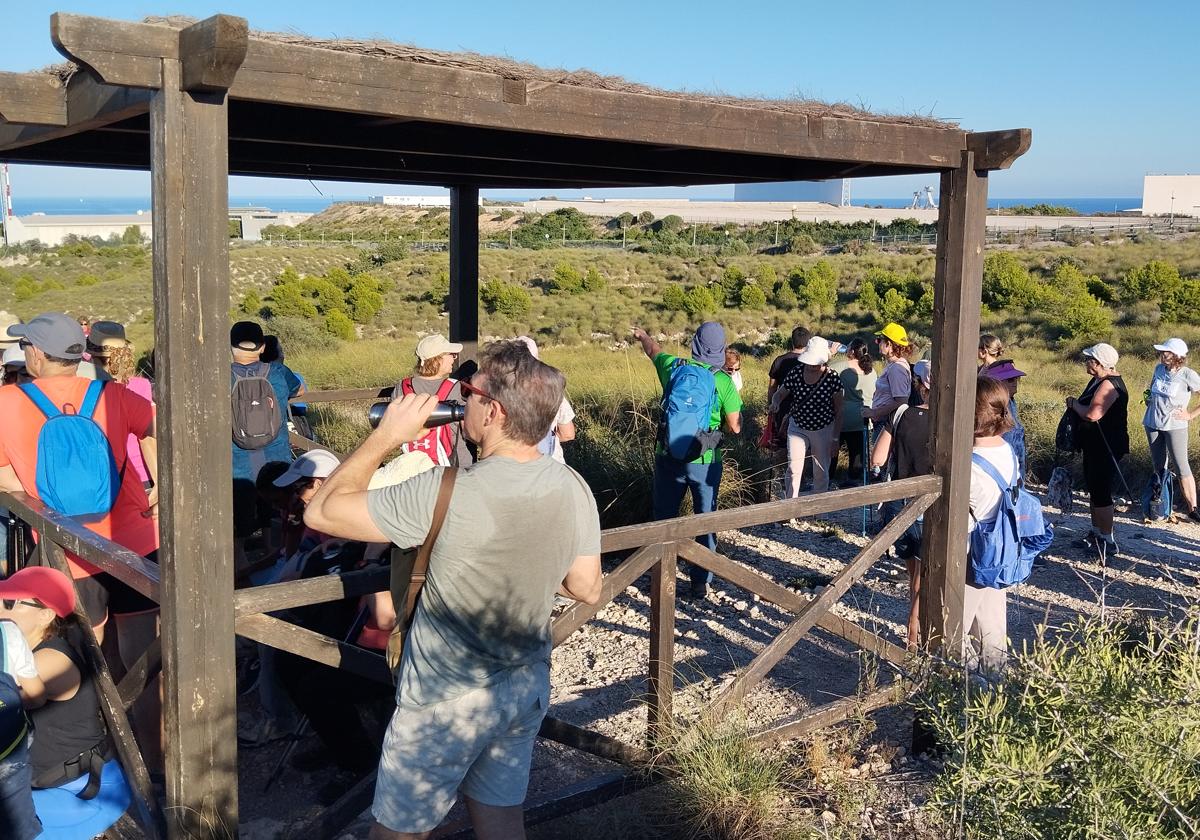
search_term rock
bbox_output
[820,810,837,826]
[734,600,749,611]
[749,606,761,618]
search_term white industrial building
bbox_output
[1142,175,1200,217]
[370,194,452,207]
[732,179,848,205]
[2,209,312,245]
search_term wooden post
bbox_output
[150,19,245,837]
[647,542,677,746]
[449,185,480,360]
[921,150,988,656]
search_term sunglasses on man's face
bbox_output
[460,379,504,410]
[2,599,43,610]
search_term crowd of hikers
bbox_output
[0,305,1192,838]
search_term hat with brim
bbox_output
[230,320,266,351]
[0,312,20,347]
[913,359,933,386]
[87,320,129,354]
[0,566,76,618]
[273,449,341,487]
[1082,343,1119,369]
[2,346,25,368]
[1153,337,1188,357]
[416,334,464,362]
[8,312,86,360]
[796,336,832,365]
[875,322,910,347]
[985,360,1026,381]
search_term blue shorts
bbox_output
[372,665,550,833]
[0,736,42,840]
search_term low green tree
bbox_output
[324,309,355,340]
[658,214,685,234]
[239,290,262,316]
[426,270,450,308]
[879,287,912,323]
[121,225,144,245]
[75,274,101,287]
[785,233,819,255]
[684,284,716,316]
[771,278,798,309]
[551,261,584,294]
[739,281,767,310]
[797,260,838,315]
[480,279,532,318]
[1122,259,1182,305]
[637,210,655,225]
[347,277,384,321]
[661,283,688,312]
[752,263,777,289]
[982,252,1045,310]
[582,266,607,292]
[14,276,40,301]
[719,265,746,306]
[266,282,318,319]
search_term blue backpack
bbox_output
[0,621,30,761]
[20,380,123,518]
[1142,469,1174,522]
[969,452,1054,589]
[660,359,721,461]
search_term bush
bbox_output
[752,263,777,289]
[1167,280,1200,325]
[917,613,1200,840]
[1122,259,1182,305]
[738,282,767,310]
[239,291,263,316]
[13,276,40,301]
[658,214,685,234]
[719,265,746,306]
[346,277,384,321]
[796,260,838,315]
[637,210,655,225]
[75,274,100,287]
[982,252,1046,310]
[425,270,450,308]
[684,284,716,316]
[267,282,318,319]
[550,261,584,294]
[785,233,819,255]
[121,225,144,245]
[879,287,913,323]
[771,279,798,309]
[324,309,355,340]
[661,283,688,312]
[582,266,607,292]
[480,279,532,318]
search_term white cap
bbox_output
[416,334,463,362]
[912,359,933,386]
[273,450,341,487]
[795,336,831,365]
[1153,337,1188,357]
[516,335,540,359]
[1082,343,1119,370]
[2,346,25,367]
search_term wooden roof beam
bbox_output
[51,13,248,93]
[967,129,1032,171]
[0,72,67,126]
[0,71,151,153]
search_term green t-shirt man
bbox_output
[653,353,743,464]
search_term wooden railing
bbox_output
[1,396,943,836]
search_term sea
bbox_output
[10,195,1142,216]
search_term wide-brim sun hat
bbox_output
[1153,337,1188,357]
[874,322,910,347]
[796,336,832,365]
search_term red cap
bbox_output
[0,567,77,618]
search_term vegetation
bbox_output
[1000,203,1078,216]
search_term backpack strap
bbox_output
[971,452,1015,494]
[400,377,414,397]
[435,378,456,401]
[402,467,458,629]
[77,379,105,420]
[18,382,63,419]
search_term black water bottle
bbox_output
[368,400,464,430]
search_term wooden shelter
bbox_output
[0,13,1029,838]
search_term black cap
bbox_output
[230,321,265,351]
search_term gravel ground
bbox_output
[244,483,1198,837]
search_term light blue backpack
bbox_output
[20,380,123,518]
[659,359,720,461]
[969,452,1054,589]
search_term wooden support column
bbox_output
[150,17,246,838]
[449,184,480,360]
[922,150,989,656]
[646,542,677,746]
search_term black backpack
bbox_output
[231,362,282,450]
[0,622,30,762]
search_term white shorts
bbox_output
[371,665,550,833]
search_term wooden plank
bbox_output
[674,541,908,667]
[235,612,392,685]
[1,492,161,601]
[179,16,249,93]
[646,543,676,746]
[551,544,660,646]
[0,71,152,156]
[600,474,942,553]
[51,13,177,88]
[967,129,1032,171]
[117,637,163,709]
[0,71,66,125]
[449,185,480,358]
[150,55,241,838]
[233,564,390,616]
[704,493,936,718]
[538,715,654,767]
[749,681,905,746]
[44,543,162,839]
[922,151,989,656]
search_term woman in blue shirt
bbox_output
[1143,338,1200,521]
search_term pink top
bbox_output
[124,376,154,483]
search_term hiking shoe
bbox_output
[1187,508,1200,524]
[682,580,709,601]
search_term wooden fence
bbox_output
[0,386,943,837]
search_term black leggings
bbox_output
[835,430,868,481]
[1083,451,1120,507]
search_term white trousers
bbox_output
[962,583,1007,672]
[785,418,837,497]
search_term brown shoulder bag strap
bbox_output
[402,466,457,628]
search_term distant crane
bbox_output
[907,185,937,210]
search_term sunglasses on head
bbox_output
[2,598,43,610]
[460,379,504,410]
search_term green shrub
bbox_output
[425,270,450,308]
[13,277,40,301]
[719,265,746,306]
[785,233,819,255]
[879,287,913,323]
[480,279,532,317]
[266,282,318,319]
[771,279,798,309]
[550,261,584,294]
[684,284,716,316]
[917,613,1200,840]
[738,282,767,310]
[75,274,100,287]
[658,214,685,234]
[1167,280,1200,325]
[796,260,838,315]
[982,252,1045,310]
[324,309,355,340]
[239,291,263,316]
[752,263,777,288]
[661,283,688,312]
[637,210,655,225]
[347,277,384,321]
[582,266,607,292]
[1048,290,1114,343]
[1122,259,1182,305]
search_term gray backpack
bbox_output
[231,363,282,450]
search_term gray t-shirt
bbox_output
[368,455,601,705]
[1143,363,1200,432]
[872,360,911,411]
[393,375,473,466]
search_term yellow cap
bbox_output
[875,322,910,347]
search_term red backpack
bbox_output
[397,378,457,465]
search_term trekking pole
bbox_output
[860,427,868,537]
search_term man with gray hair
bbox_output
[305,340,602,840]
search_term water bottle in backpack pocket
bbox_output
[660,359,722,461]
[19,380,123,518]
[1141,469,1175,522]
[231,363,282,450]
[968,452,1054,589]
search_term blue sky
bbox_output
[2,0,1196,200]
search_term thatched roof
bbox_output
[40,16,953,129]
